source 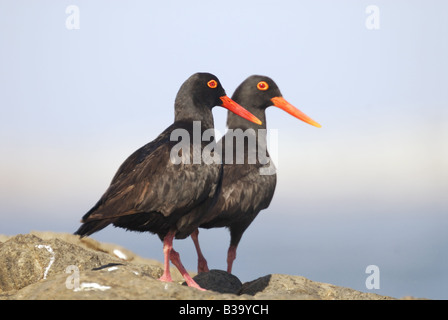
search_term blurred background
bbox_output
[1,0,447,299]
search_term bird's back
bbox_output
[75,121,222,239]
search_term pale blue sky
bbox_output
[1,1,447,299]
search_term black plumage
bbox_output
[191,75,321,274]
[74,73,261,289]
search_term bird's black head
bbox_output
[174,73,261,126]
[181,73,226,108]
[232,75,283,110]
[228,75,321,129]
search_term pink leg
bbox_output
[227,245,237,274]
[158,231,175,282]
[170,248,206,291]
[191,229,210,273]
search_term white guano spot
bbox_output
[107,266,119,272]
[113,249,127,260]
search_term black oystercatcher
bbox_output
[74,73,262,290]
[191,75,321,274]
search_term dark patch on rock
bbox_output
[187,269,242,294]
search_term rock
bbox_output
[0,232,406,300]
[0,233,123,293]
[189,269,242,294]
[5,265,244,300]
[240,274,394,300]
[0,234,10,243]
[0,233,162,294]
[27,230,163,267]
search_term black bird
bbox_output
[74,73,262,290]
[190,75,321,274]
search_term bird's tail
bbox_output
[74,219,112,238]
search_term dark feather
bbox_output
[75,121,221,240]
[200,129,276,246]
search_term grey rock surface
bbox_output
[240,274,391,300]
[0,232,404,300]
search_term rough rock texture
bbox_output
[240,274,391,300]
[192,269,243,294]
[0,232,400,300]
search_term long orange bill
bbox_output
[271,96,321,128]
[220,95,262,125]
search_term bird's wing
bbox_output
[199,160,276,229]
[222,163,276,214]
[82,124,220,222]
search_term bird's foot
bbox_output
[158,273,173,282]
[170,249,206,291]
[184,278,206,291]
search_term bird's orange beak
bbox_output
[271,96,321,128]
[220,95,262,125]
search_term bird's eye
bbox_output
[207,80,218,89]
[257,81,269,91]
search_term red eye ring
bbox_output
[207,80,218,89]
[257,81,269,91]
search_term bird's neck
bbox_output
[174,97,215,129]
[226,99,267,132]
